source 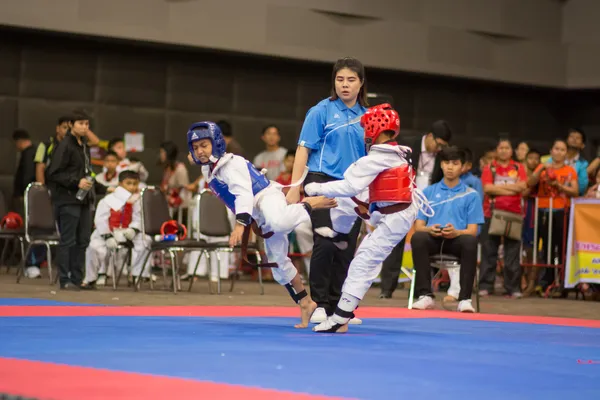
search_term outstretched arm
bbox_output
[305,155,389,198]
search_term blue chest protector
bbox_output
[208,161,270,212]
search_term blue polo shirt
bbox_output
[460,172,484,201]
[417,180,484,230]
[298,97,367,180]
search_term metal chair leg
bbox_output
[135,250,153,291]
[206,251,214,294]
[1,239,9,273]
[255,250,264,295]
[168,250,178,293]
[475,267,480,313]
[43,242,53,285]
[402,267,416,309]
[16,243,32,283]
[188,250,204,292]
[160,251,168,291]
[215,251,222,295]
[229,252,241,293]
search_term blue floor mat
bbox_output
[0,316,599,399]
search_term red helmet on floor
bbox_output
[360,103,400,150]
[1,212,23,230]
[160,220,187,240]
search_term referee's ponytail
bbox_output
[330,57,368,107]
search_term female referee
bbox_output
[286,57,368,324]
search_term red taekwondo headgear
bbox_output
[360,103,400,151]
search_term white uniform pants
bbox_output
[342,204,418,300]
[85,234,151,282]
[257,189,310,285]
[293,219,313,275]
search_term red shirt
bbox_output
[481,160,527,218]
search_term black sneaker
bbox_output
[60,283,81,291]
[379,292,392,299]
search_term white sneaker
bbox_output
[508,292,522,299]
[457,299,475,313]
[310,307,327,323]
[412,295,435,310]
[348,317,362,325]
[97,275,106,286]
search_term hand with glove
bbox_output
[106,236,119,250]
[123,228,138,241]
[303,183,322,197]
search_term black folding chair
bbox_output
[187,190,265,294]
[16,183,60,284]
[137,186,219,293]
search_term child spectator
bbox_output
[460,148,484,201]
[585,168,600,199]
[521,148,541,296]
[95,151,119,195]
[84,171,150,288]
[107,137,149,182]
[253,125,287,180]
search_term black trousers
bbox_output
[305,172,360,314]
[537,209,567,290]
[380,238,406,296]
[478,218,522,294]
[411,231,478,301]
[55,203,92,286]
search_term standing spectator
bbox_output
[253,125,287,180]
[34,116,69,184]
[159,141,190,218]
[276,150,295,190]
[217,120,245,158]
[528,139,578,293]
[473,147,496,177]
[46,112,94,291]
[544,129,588,196]
[107,138,149,182]
[378,120,452,299]
[478,139,528,298]
[585,168,600,198]
[12,130,36,213]
[515,141,530,164]
[460,148,484,201]
[524,148,541,176]
[95,151,119,195]
[521,148,541,296]
[410,146,483,312]
[287,57,367,324]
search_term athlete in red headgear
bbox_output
[305,104,434,333]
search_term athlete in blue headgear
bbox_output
[187,121,336,328]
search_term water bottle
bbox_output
[76,176,94,201]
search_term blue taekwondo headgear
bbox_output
[187,121,227,165]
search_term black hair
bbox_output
[431,120,452,143]
[527,148,541,157]
[262,125,279,135]
[57,116,71,125]
[329,57,368,107]
[217,120,232,137]
[104,151,119,159]
[285,149,296,158]
[497,138,512,147]
[462,147,473,164]
[439,146,465,164]
[69,111,90,124]
[118,170,140,182]
[160,141,179,170]
[108,137,124,150]
[568,128,587,144]
[12,129,30,141]
[552,138,568,148]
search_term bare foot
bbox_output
[303,196,337,210]
[294,297,317,328]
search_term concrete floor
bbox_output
[2,273,600,320]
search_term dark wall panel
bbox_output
[1,27,599,199]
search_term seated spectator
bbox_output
[95,151,119,195]
[107,137,149,182]
[460,147,483,200]
[410,146,484,312]
[528,139,578,293]
[478,139,528,298]
[585,168,600,198]
[254,125,287,180]
[84,171,150,288]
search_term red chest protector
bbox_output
[369,164,415,204]
[108,203,133,231]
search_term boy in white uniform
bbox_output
[84,171,151,287]
[305,104,433,333]
[187,121,337,328]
